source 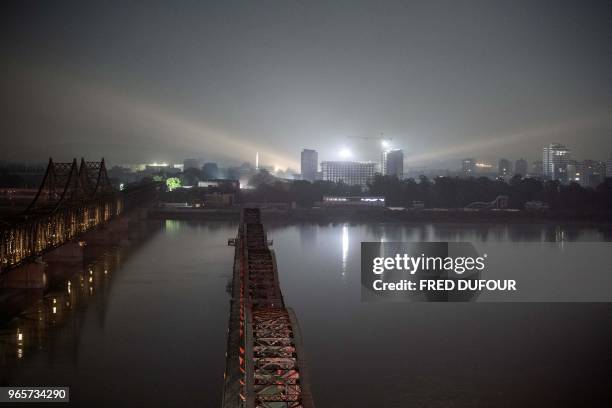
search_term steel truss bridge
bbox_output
[223,208,315,408]
[0,158,158,272]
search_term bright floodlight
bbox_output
[381,140,390,148]
[339,148,352,159]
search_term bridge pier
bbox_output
[42,241,85,286]
[0,259,46,289]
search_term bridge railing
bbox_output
[0,157,158,273]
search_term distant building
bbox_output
[197,179,240,202]
[144,163,180,176]
[197,179,239,190]
[498,158,512,178]
[320,196,385,207]
[202,162,219,179]
[300,149,318,182]
[514,158,528,177]
[581,159,606,187]
[543,143,571,182]
[461,158,476,176]
[382,149,404,178]
[321,161,378,187]
[532,160,543,177]
[607,154,612,178]
[566,161,582,184]
[183,158,203,170]
[228,162,256,182]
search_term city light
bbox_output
[339,148,352,159]
[382,140,390,148]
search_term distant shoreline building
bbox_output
[461,158,476,176]
[543,143,571,182]
[514,158,528,177]
[498,158,512,178]
[321,161,378,187]
[183,158,203,170]
[531,160,543,177]
[382,149,404,178]
[300,149,318,182]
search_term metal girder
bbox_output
[223,208,314,408]
[0,157,132,272]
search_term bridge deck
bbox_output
[223,208,314,408]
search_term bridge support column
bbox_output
[0,259,46,289]
[44,241,84,266]
[43,241,85,285]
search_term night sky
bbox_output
[2,0,611,170]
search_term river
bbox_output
[1,220,611,407]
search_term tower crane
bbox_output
[347,133,392,147]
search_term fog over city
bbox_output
[2,1,611,169]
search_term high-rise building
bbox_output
[532,160,543,177]
[462,158,476,176]
[498,158,512,178]
[514,158,528,177]
[566,161,582,184]
[543,143,571,182]
[300,149,318,182]
[183,158,203,170]
[321,161,378,187]
[382,149,404,178]
[581,159,606,187]
[607,154,612,178]
[202,162,219,179]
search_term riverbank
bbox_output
[148,207,612,225]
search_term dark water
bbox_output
[1,221,611,407]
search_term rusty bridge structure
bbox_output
[0,158,158,273]
[223,208,315,408]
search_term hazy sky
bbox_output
[2,0,611,170]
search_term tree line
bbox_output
[243,172,612,210]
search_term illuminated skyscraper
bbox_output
[462,158,476,176]
[321,161,378,187]
[300,149,318,182]
[498,158,512,178]
[543,143,571,182]
[381,149,403,178]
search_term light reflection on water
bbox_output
[0,221,610,407]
